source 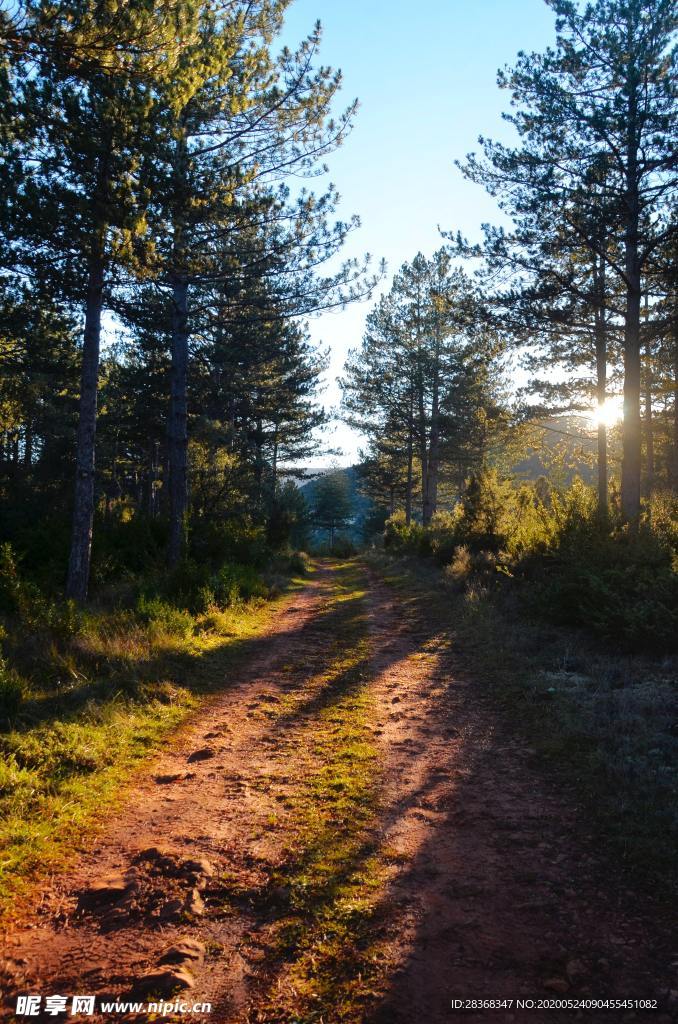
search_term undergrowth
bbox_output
[384,472,678,653]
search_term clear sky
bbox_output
[279,0,558,465]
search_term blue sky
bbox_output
[279,0,558,464]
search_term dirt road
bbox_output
[0,560,673,1022]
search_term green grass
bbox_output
[0,575,307,922]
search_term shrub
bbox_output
[190,519,268,569]
[91,513,168,583]
[644,490,678,559]
[384,512,427,554]
[0,657,28,725]
[330,534,357,558]
[0,543,81,640]
[428,510,461,564]
[382,472,678,653]
[456,469,515,552]
[444,544,473,584]
[288,551,311,575]
[211,563,269,605]
[0,543,48,625]
[151,558,269,615]
[136,595,194,639]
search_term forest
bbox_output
[0,1,676,1022]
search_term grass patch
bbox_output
[0,573,307,923]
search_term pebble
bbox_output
[133,967,195,997]
[187,747,215,763]
[183,888,205,916]
[158,939,206,966]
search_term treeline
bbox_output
[341,251,509,526]
[0,0,371,601]
[343,0,676,526]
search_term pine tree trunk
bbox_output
[643,294,654,492]
[168,274,189,567]
[426,341,441,524]
[418,386,429,525]
[66,247,105,602]
[671,316,678,489]
[23,424,32,469]
[405,395,414,525]
[272,428,279,489]
[620,63,642,524]
[643,371,654,491]
[621,276,642,523]
[594,256,608,514]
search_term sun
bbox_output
[589,396,624,428]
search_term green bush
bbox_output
[212,563,269,605]
[91,513,168,583]
[330,534,357,558]
[0,543,81,639]
[384,512,427,554]
[151,558,269,614]
[136,595,194,639]
[0,657,28,725]
[190,519,268,569]
[288,551,311,575]
[383,472,678,653]
[428,510,462,564]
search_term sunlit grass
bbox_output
[0,581,305,923]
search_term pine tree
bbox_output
[142,9,372,565]
[312,471,352,547]
[460,0,677,522]
[342,251,506,523]
[5,0,199,599]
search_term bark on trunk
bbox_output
[23,425,32,469]
[620,55,642,524]
[672,315,678,488]
[168,275,189,567]
[425,333,441,525]
[418,384,429,525]
[405,396,414,525]
[272,427,279,489]
[621,277,642,523]
[594,255,608,514]
[643,294,654,491]
[66,248,105,602]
